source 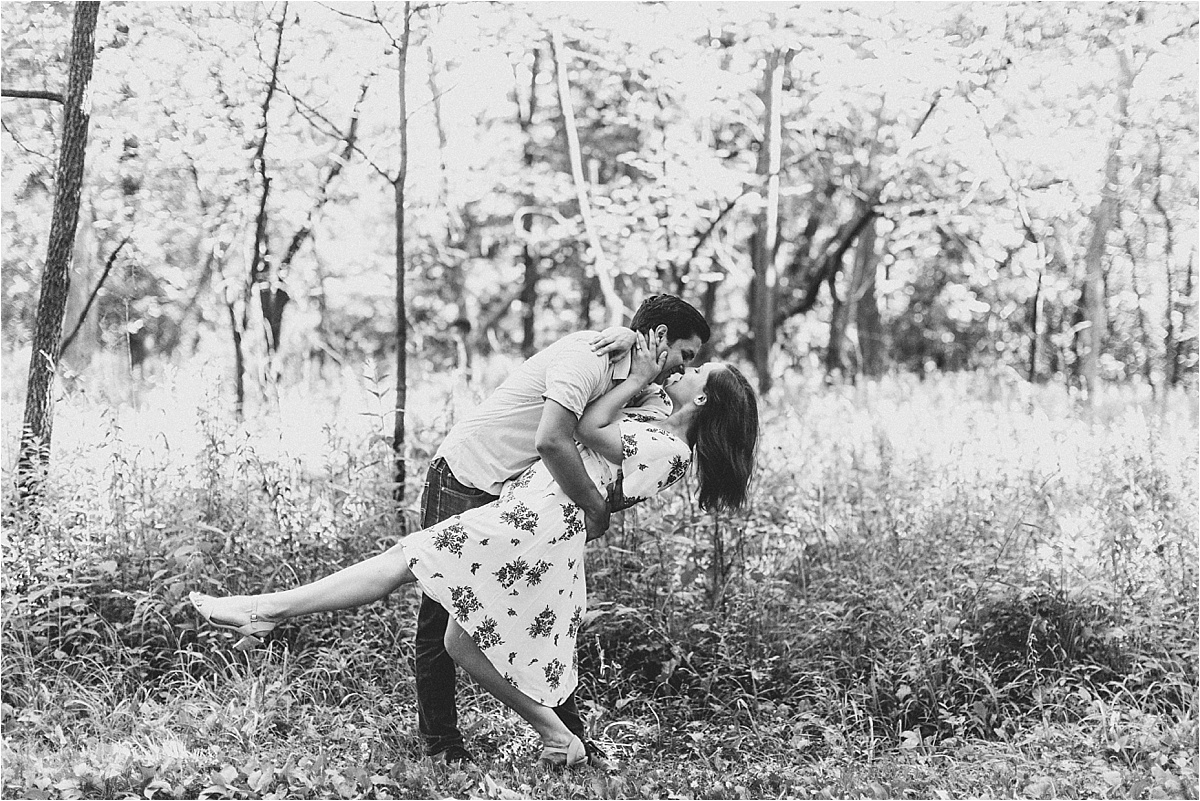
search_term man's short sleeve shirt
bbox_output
[434,332,669,495]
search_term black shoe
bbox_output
[433,744,474,766]
[582,739,611,771]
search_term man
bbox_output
[414,294,710,767]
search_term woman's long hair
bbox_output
[687,365,758,511]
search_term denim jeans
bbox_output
[415,457,589,755]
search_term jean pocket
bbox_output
[429,484,492,523]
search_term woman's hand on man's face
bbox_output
[630,330,667,384]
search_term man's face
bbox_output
[654,328,703,384]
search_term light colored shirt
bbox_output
[435,331,671,495]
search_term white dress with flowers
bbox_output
[403,414,690,706]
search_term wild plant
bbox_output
[0,361,1195,798]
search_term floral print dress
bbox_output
[403,415,691,706]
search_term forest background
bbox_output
[1,2,1197,799]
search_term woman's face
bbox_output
[664,362,725,409]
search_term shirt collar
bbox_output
[610,348,632,381]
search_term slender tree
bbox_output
[749,48,785,393]
[427,40,470,373]
[1028,266,1044,383]
[392,3,412,514]
[1152,131,1182,387]
[1080,49,1133,397]
[855,218,884,377]
[290,3,414,513]
[516,48,543,356]
[15,1,100,508]
[550,23,623,326]
[249,3,288,363]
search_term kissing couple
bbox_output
[190,294,759,769]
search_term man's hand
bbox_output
[589,327,636,361]
[584,506,611,541]
[537,399,612,537]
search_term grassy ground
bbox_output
[2,357,1197,799]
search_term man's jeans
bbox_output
[415,457,589,756]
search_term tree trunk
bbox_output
[1028,268,1043,383]
[579,275,596,331]
[1164,237,1178,387]
[520,228,538,354]
[750,49,783,393]
[250,4,287,361]
[183,159,242,401]
[1080,51,1132,397]
[551,24,623,326]
[17,1,99,507]
[1116,218,1155,389]
[1151,132,1182,387]
[517,49,541,356]
[392,4,411,519]
[1180,253,1196,385]
[854,217,883,377]
[825,275,850,379]
[698,275,720,363]
[428,44,469,363]
[825,211,879,380]
[228,302,246,417]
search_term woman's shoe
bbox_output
[189,591,279,650]
[538,734,587,770]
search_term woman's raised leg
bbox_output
[443,620,585,767]
[190,542,416,631]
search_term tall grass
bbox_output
[1,354,1196,799]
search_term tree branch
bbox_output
[963,91,1039,243]
[671,191,747,279]
[1,88,64,104]
[775,202,879,324]
[317,2,379,24]
[1,118,52,160]
[772,91,944,327]
[1160,20,1199,46]
[61,236,130,356]
[278,79,371,271]
[284,84,396,183]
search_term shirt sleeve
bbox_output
[623,384,672,420]
[608,420,691,511]
[542,338,610,418]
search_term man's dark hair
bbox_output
[630,294,711,344]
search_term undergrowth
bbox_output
[1,360,1196,799]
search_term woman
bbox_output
[190,332,758,768]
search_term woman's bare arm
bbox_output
[576,330,664,463]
